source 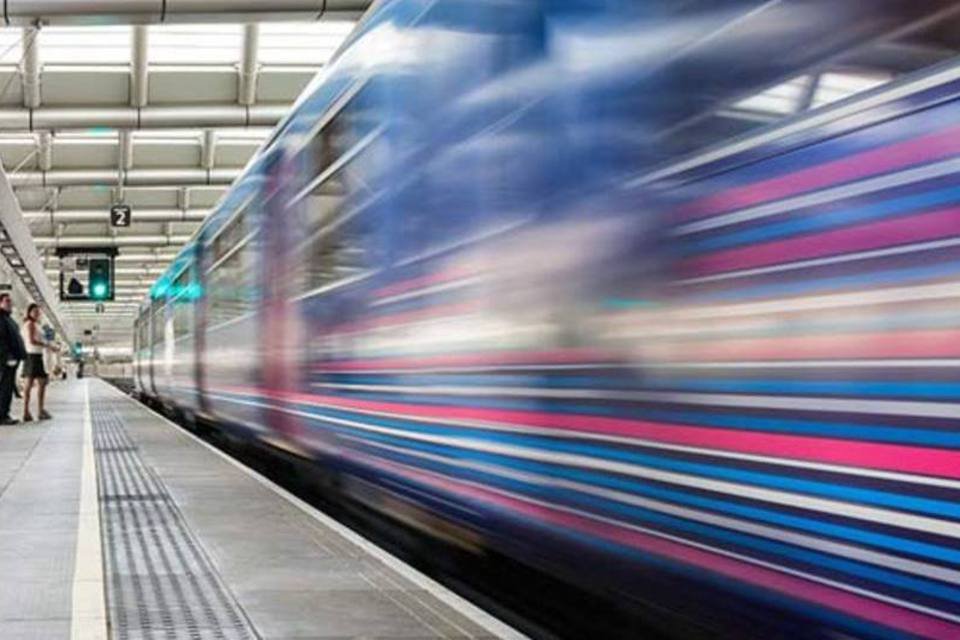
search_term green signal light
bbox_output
[87,257,112,301]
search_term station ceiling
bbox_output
[0,19,358,349]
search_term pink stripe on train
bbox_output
[682,205,960,276]
[272,389,960,480]
[675,124,960,221]
[372,266,473,299]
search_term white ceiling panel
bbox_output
[55,188,114,208]
[149,67,237,104]
[216,141,260,167]
[53,140,119,168]
[122,188,183,208]
[39,27,131,65]
[0,29,22,65]
[186,187,228,207]
[257,68,316,103]
[260,22,353,65]
[15,188,56,209]
[133,142,202,167]
[43,67,129,105]
[0,68,24,105]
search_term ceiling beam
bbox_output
[113,252,178,263]
[21,26,40,109]
[131,25,149,108]
[119,130,134,172]
[201,130,217,170]
[25,208,209,223]
[0,104,286,131]
[239,24,260,107]
[35,235,192,248]
[47,271,163,282]
[4,0,371,25]
[11,167,240,188]
[37,131,52,171]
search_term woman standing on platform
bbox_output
[21,303,50,422]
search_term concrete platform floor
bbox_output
[0,379,522,640]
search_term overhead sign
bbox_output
[110,204,131,228]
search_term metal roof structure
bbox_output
[0,4,368,356]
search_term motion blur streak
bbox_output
[133,1,960,638]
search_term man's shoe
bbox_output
[38,410,51,420]
[0,416,19,425]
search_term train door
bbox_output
[193,239,210,418]
[257,148,308,445]
[132,317,140,393]
[162,299,175,397]
[148,297,162,397]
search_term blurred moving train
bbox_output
[133,1,960,638]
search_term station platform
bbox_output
[0,378,522,640]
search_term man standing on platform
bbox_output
[0,293,25,424]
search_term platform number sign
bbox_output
[110,204,131,228]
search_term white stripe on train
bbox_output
[205,391,960,540]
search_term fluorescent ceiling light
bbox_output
[0,28,21,65]
[732,70,893,117]
[56,131,119,141]
[133,129,201,140]
[0,132,36,143]
[39,26,131,65]
[259,22,355,65]
[733,76,809,115]
[811,71,891,108]
[149,24,242,65]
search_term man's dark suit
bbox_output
[0,308,25,420]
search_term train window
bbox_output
[172,268,193,339]
[297,85,366,193]
[138,314,150,352]
[207,234,255,327]
[150,299,164,347]
[211,209,248,263]
[303,201,370,293]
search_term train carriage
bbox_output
[134,2,960,638]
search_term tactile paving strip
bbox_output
[93,404,260,640]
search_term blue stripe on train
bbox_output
[299,384,960,448]
[326,373,960,401]
[366,442,960,607]
[215,392,960,565]
[664,90,960,198]
[306,403,960,521]
[693,258,960,301]
[684,183,960,253]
